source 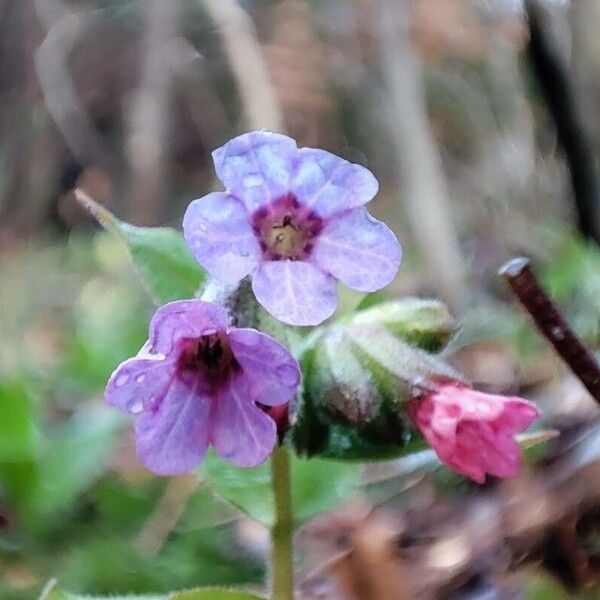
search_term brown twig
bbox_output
[135,474,200,556]
[500,256,600,404]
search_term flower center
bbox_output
[178,332,236,379]
[252,194,322,260]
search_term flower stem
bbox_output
[270,445,294,600]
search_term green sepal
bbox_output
[290,300,462,461]
[348,297,459,353]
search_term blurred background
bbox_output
[3,0,600,598]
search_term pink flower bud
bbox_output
[408,382,540,483]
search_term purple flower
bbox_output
[105,299,301,475]
[183,131,402,326]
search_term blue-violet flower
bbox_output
[183,131,402,326]
[105,299,301,475]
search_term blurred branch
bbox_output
[376,0,468,314]
[135,474,200,556]
[125,0,180,225]
[201,0,284,132]
[0,0,51,233]
[34,0,115,172]
[525,0,600,245]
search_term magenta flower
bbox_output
[408,382,540,483]
[105,300,301,475]
[183,131,401,326]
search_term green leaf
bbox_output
[169,589,263,600]
[0,379,42,526]
[0,379,39,462]
[175,485,239,532]
[40,581,263,600]
[36,406,122,516]
[75,189,205,305]
[42,582,163,600]
[526,574,572,600]
[0,403,122,530]
[202,451,359,527]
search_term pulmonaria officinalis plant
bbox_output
[183,130,402,326]
[105,299,301,475]
[73,129,544,600]
[408,382,540,483]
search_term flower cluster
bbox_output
[105,130,540,480]
[408,382,540,483]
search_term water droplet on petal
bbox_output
[136,374,146,383]
[244,174,263,187]
[115,374,129,387]
[130,400,144,414]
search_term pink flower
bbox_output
[183,131,401,326]
[105,300,301,475]
[408,382,540,483]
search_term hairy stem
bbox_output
[270,446,294,600]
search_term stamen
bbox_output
[251,194,323,261]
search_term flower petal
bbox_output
[291,148,379,218]
[229,328,301,406]
[210,372,276,467]
[444,446,487,484]
[312,208,401,292]
[498,399,540,432]
[183,192,261,285]
[105,354,176,414]
[212,131,297,212]
[457,421,520,480]
[252,260,338,326]
[134,373,211,475]
[149,300,229,355]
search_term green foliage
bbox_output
[42,582,263,600]
[525,573,600,599]
[291,297,460,460]
[539,233,600,347]
[35,409,123,518]
[75,190,205,305]
[170,590,263,600]
[0,380,40,463]
[202,451,359,528]
[0,381,121,532]
[0,238,264,599]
